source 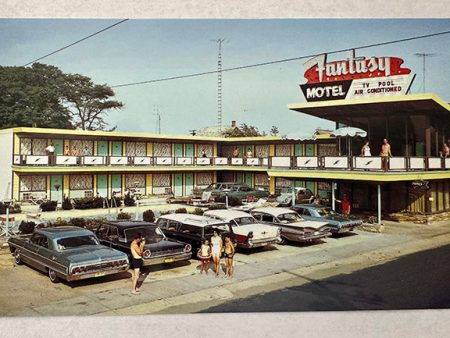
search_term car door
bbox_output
[22,233,43,267]
[95,224,111,245]
[37,236,64,275]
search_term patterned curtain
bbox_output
[20,138,32,155]
[220,145,234,157]
[32,139,48,155]
[196,144,213,157]
[154,143,171,156]
[275,144,292,156]
[318,143,338,156]
[196,172,213,185]
[20,176,46,191]
[126,142,147,156]
[255,145,269,157]
[153,173,171,187]
[255,173,269,187]
[275,177,291,188]
[70,175,93,190]
[125,174,146,188]
[125,142,136,156]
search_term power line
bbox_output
[111,29,450,89]
[23,19,129,67]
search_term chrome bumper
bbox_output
[143,252,192,266]
[66,266,129,281]
[238,237,280,249]
[297,231,331,242]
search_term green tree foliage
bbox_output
[222,123,262,137]
[270,125,279,136]
[0,63,122,130]
[0,63,73,128]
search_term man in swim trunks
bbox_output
[380,138,392,171]
[224,235,235,278]
[130,233,145,294]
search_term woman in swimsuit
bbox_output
[224,235,235,278]
[198,239,211,274]
[210,230,223,277]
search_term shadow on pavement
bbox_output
[201,244,450,312]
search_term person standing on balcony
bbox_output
[64,145,70,156]
[83,145,90,156]
[201,148,207,158]
[380,138,392,171]
[246,147,253,158]
[361,141,371,157]
[441,142,450,158]
[232,147,240,158]
[45,142,55,165]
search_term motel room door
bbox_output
[97,174,108,198]
[97,141,108,156]
[174,174,183,197]
[111,174,122,195]
[185,144,194,157]
[174,144,183,157]
[52,139,64,155]
[112,142,123,156]
[185,173,194,196]
[50,175,63,203]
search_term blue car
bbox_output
[290,204,363,234]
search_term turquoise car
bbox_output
[8,226,129,283]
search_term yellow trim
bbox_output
[147,143,153,156]
[9,127,281,143]
[64,140,70,152]
[267,169,450,182]
[108,141,112,156]
[94,141,98,156]
[46,176,51,198]
[123,142,127,156]
[122,174,125,191]
[12,173,20,201]
[269,144,275,157]
[288,93,450,112]
[269,176,276,194]
[108,175,112,199]
[13,134,20,155]
[315,134,335,139]
[146,174,152,196]
[213,143,217,157]
[63,175,69,197]
[213,171,217,183]
[93,175,97,197]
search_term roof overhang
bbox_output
[288,93,450,124]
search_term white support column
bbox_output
[291,181,296,207]
[332,182,336,211]
[377,184,382,225]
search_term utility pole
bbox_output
[153,105,161,134]
[415,53,436,92]
[212,38,226,131]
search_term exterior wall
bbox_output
[0,130,13,199]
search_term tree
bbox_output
[222,123,262,137]
[0,63,73,129]
[0,63,122,131]
[62,74,123,131]
[270,125,279,136]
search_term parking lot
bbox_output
[1,217,449,315]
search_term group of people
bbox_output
[360,138,392,171]
[232,147,253,158]
[198,230,235,278]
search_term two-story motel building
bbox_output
[1,53,450,221]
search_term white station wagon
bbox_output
[203,209,281,249]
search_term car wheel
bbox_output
[279,237,288,245]
[48,268,60,283]
[14,249,22,265]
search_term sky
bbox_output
[0,19,449,136]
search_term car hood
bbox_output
[286,220,329,230]
[143,239,186,252]
[233,223,278,239]
[60,245,126,263]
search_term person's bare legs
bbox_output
[213,256,220,276]
[131,268,140,294]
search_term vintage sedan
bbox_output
[250,207,331,244]
[156,213,235,252]
[204,182,269,201]
[94,221,192,266]
[276,187,315,206]
[8,226,129,283]
[203,209,281,249]
[291,204,363,234]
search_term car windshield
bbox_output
[278,212,304,223]
[233,217,257,226]
[317,208,336,216]
[124,226,165,243]
[56,235,99,250]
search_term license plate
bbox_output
[164,258,174,263]
[95,272,106,277]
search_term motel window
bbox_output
[70,175,93,190]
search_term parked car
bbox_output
[94,221,192,266]
[204,182,269,201]
[276,187,314,206]
[155,213,235,252]
[290,204,363,234]
[250,207,331,244]
[8,226,129,283]
[203,209,281,249]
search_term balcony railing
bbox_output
[12,154,450,172]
